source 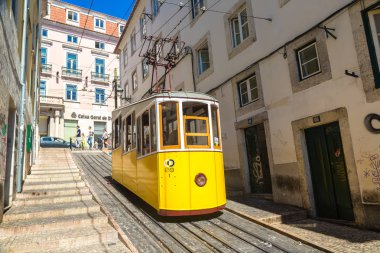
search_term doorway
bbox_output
[4,103,16,209]
[64,120,78,141]
[305,122,354,221]
[244,123,272,194]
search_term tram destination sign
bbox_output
[71,112,111,121]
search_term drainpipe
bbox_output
[17,0,30,193]
[32,0,41,165]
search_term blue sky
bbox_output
[61,0,135,19]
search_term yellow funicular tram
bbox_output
[112,91,226,216]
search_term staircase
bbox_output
[0,148,130,253]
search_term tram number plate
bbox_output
[165,167,174,173]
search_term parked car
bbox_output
[40,137,70,148]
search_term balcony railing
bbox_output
[41,63,52,74]
[62,67,82,79]
[91,72,109,83]
[40,96,64,106]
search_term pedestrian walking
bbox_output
[76,125,81,148]
[81,133,86,150]
[103,128,109,149]
[87,126,94,150]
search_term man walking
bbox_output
[87,126,93,150]
[76,125,81,148]
[103,128,109,149]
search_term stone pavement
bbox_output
[227,195,380,253]
[0,148,131,253]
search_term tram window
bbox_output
[182,102,209,117]
[160,102,179,148]
[123,118,127,152]
[150,105,157,152]
[142,110,150,156]
[183,102,210,148]
[136,116,141,157]
[211,105,221,149]
[132,111,136,149]
[114,117,120,148]
[126,115,132,151]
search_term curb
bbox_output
[225,207,333,253]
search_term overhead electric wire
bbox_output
[76,0,95,53]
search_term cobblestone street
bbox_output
[72,151,322,253]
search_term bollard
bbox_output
[70,137,72,151]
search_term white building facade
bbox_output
[39,0,126,142]
[116,0,380,229]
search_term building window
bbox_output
[67,35,78,44]
[142,58,149,79]
[231,8,249,48]
[197,43,210,75]
[140,13,147,39]
[40,80,46,96]
[297,42,321,80]
[95,88,105,104]
[367,8,380,88]
[123,82,129,99]
[123,47,128,67]
[95,58,105,74]
[95,41,105,50]
[132,71,138,91]
[66,84,77,101]
[131,29,137,54]
[41,47,47,65]
[67,10,78,22]
[95,18,105,29]
[66,53,78,70]
[119,25,125,34]
[42,29,48,37]
[238,75,258,106]
[151,0,159,17]
[191,0,204,19]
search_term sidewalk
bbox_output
[226,195,380,253]
[0,148,131,253]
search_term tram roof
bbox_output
[114,91,218,112]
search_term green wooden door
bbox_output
[245,123,272,194]
[64,120,78,141]
[305,122,354,221]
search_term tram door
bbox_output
[305,122,354,221]
[244,123,272,194]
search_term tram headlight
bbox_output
[195,173,207,187]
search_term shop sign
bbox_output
[71,112,111,121]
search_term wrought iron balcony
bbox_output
[41,63,52,74]
[61,67,82,79]
[91,72,109,83]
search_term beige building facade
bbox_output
[39,0,126,143]
[116,0,380,229]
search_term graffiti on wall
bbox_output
[364,114,380,134]
[0,113,8,178]
[360,153,380,191]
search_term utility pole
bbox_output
[113,68,118,109]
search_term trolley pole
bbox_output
[113,68,118,109]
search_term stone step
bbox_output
[17,187,90,199]
[0,224,118,253]
[27,172,81,179]
[3,200,100,221]
[0,211,107,235]
[23,181,85,191]
[25,176,82,183]
[46,242,130,253]
[31,169,80,175]
[13,193,93,206]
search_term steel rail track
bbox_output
[73,152,321,253]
